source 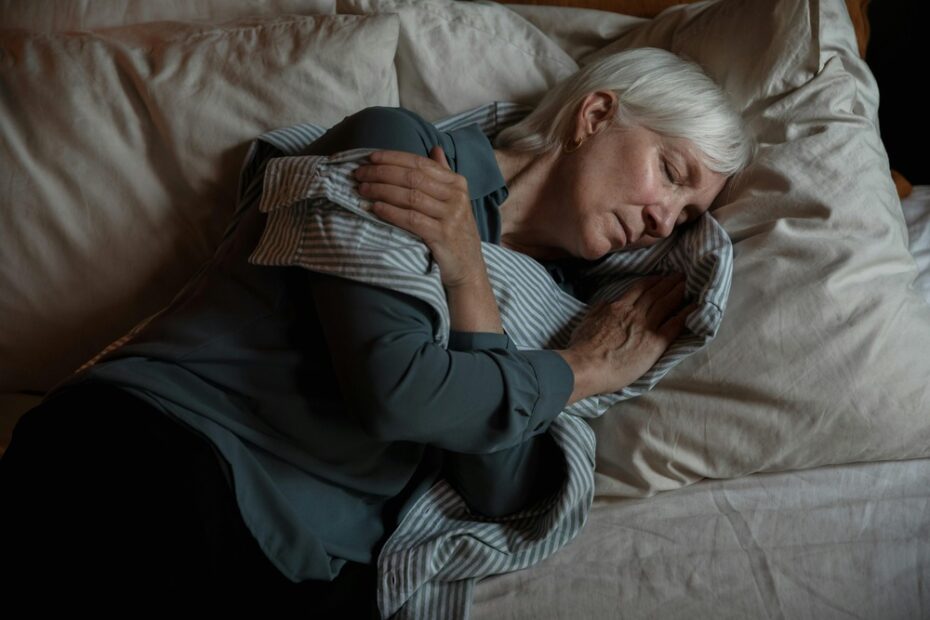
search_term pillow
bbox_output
[502,0,916,199]
[0,0,335,31]
[578,0,930,496]
[336,0,580,120]
[0,13,400,392]
[350,0,929,492]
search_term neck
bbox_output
[492,147,570,261]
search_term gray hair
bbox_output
[493,47,757,181]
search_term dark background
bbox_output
[865,1,928,184]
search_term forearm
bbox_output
[443,430,566,518]
[444,271,595,408]
[310,271,574,454]
[444,268,503,335]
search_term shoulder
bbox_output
[301,106,441,158]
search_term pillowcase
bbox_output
[0,13,400,392]
[0,0,335,31]
[336,0,580,120]
[580,0,930,496]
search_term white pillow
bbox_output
[584,0,930,495]
[347,0,930,492]
[0,0,335,31]
[0,13,400,391]
[337,0,580,121]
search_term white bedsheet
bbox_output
[473,455,930,619]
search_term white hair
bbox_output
[493,47,757,181]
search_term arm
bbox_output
[445,275,504,335]
[442,329,568,518]
[443,430,566,518]
[308,270,575,455]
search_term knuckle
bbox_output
[408,188,421,207]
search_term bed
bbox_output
[1,0,928,617]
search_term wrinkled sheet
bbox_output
[473,457,930,619]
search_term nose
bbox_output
[643,203,680,239]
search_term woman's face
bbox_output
[546,92,729,261]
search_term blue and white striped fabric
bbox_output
[243,101,733,619]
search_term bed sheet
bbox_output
[472,455,930,619]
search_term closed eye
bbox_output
[664,161,677,184]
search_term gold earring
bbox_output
[563,136,584,154]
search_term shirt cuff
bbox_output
[256,155,325,215]
[447,329,512,352]
[517,349,575,440]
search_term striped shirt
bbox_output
[246,101,733,618]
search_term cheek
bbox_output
[576,214,613,259]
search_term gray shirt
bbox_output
[51,106,577,582]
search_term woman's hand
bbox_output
[555,273,698,405]
[353,146,486,290]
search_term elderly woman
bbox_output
[0,47,754,612]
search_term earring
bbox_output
[563,136,584,154]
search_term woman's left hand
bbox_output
[353,146,487,289]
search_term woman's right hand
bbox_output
[555,273,697,405]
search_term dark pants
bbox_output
[0,382,382,615]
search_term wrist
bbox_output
[443,267,490,292]
[553,348,591,406]
[445,270,503,334]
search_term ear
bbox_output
[574,90,619,140]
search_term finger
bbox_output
[357,162,458,200]
[356,165,459,218]
[658,301,698,342]
[359,181,449,220]
[614,274,666,306]
[644,279,689,329]
[633,272,685,314]
[431,145,452,169]
[370,200,442,240]
[368,149,450,179]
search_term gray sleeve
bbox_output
[443,329,568,518]
[307,270,575,455]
